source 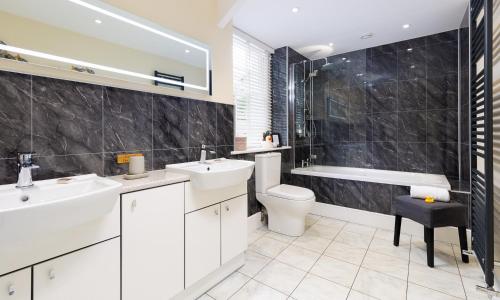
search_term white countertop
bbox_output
[108,169,190,194]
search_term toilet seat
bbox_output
[266,184,315,201]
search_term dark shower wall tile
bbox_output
[427,110,458,142]
[368,81,397,113]
[103,87,152,152]
[103,151,152,176]
[349,84,370,114]
[215,145,233,159]
[0,159,18,185]
[398,79,426,111]
[34,154,104,180]
[427,142,459,177]
[311,176,335,205]
[153,94,188,150]
[349,114,372,142]
[334,179,363,209]
[426,41,458,79]
[426,75,458,109]
[367,53,397,83]
[32,77,103,156]
[372,113,397,142]
[363,182,392,214]
[372,142,397,170]
[188,99,216,147]
[153,148,188,169]
[398,111,426,142]
[216,103,234,146]
[426,30,458,45]
[397,142,427,172]
[397,47,426,80]
[347,143,372,168]
[0,71,32,158]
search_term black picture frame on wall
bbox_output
[154,71,184,90]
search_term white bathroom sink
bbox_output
[165,159,255,190]
[0,174,122,243]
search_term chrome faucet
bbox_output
[200,145,216,164]
[16,152,40,188]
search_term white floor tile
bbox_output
[304,223,341,240]
[335,231,372,249]
[461,277,492,300]
[324,242,367,265]
[343,223,376,237]
[254,261,306,295]
[374,229,411,246]
[315,217,346,229]
[248,228,268,245]
[408,262,466,299]
[368,237,410,260]
[291,273,350,300]
[410,239,459,275]
[208,272,251,300]
[197,294,215,300]
[305,214,322,228]
[309,255,359,287]
[346,290,378,300]
[407,283,462,300]
[264,231,297,244]
[292,234,332,253]
[361,251,408,280]
[352,268,407,300]
[231,279,288,300]
[249,236,289,258]
[451,244,485,282]
[275,245,321,271]
[239,250,272,277]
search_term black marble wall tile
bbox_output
[349,114,372,142]
[426,75,458,110]
[152,148,188,169]
[397,47,426,80]
[398,79,426,111]
[0,72,32,158]
[426,41,458,79]
[334,179,363,209]
[372,142,397,170]
[0,159,18,184]
[397,142,427,172]
[398,111,426,142]
[427,142,459,177]
[392,185,410,198]
[368,53,397,83]
[103,87,152,152]
[188,99,216,147]
[368,81,397,113]
[35,154,104,180]
[372,113,397,142]
[32,77,103,156]
[103,151,152,176]
[363,182,392,214]
[427,109,458,142]
[426,30,457,46]
[311,176,335,205]
[153,95,188,149]
[215,145,233,159]
[347,143,372,168]
[216,103,234,146]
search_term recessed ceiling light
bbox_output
[328,42,334,47]
[292,7,299,13]
[360,33,374,40]
[94,19,102,24]
[402,24,411,29]
[342,57,347,61]
[407,48,413,52]
[185,49,191,53]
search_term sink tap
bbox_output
[16,152,40,188]
[200,144,216,164]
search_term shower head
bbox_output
[321,57,335,71]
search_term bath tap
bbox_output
[16,152,39,188]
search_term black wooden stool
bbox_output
[392,195,469,267]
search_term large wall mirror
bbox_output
[0,0,211,93]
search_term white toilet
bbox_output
[255,152,315,236]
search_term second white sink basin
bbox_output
[166,159,255,190]
[0,174,122,243]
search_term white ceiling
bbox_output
[233,0,469,59]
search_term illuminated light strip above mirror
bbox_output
[0,44,208,90]
[67,0,210,91]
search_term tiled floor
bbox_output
[200,214,492,300]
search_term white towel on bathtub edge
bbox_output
[410,185,450,202]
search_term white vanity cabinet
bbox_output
[0,268,31,300]
[33,238,120,300]
[221,195,248,264]
[121,183,185,300]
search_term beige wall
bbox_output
[102,0,234,104]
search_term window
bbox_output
[233,32,272,149]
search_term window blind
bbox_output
[233,33,272,149]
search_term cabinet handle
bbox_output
[48,269,55,280]
[214,209,219,215]
[131,199,137,212]
[225,206,229,212]
[7,284,15,296]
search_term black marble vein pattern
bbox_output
[0,70,235,186]
[295,30,462,180]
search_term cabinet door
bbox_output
[0,268,30,300]
[185,204,221,287]
[33,238,120,300]
[221,195,248,264]
[122,183,184,300]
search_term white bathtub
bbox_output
[292,165,451,189]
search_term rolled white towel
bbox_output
[410,185,450,202]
